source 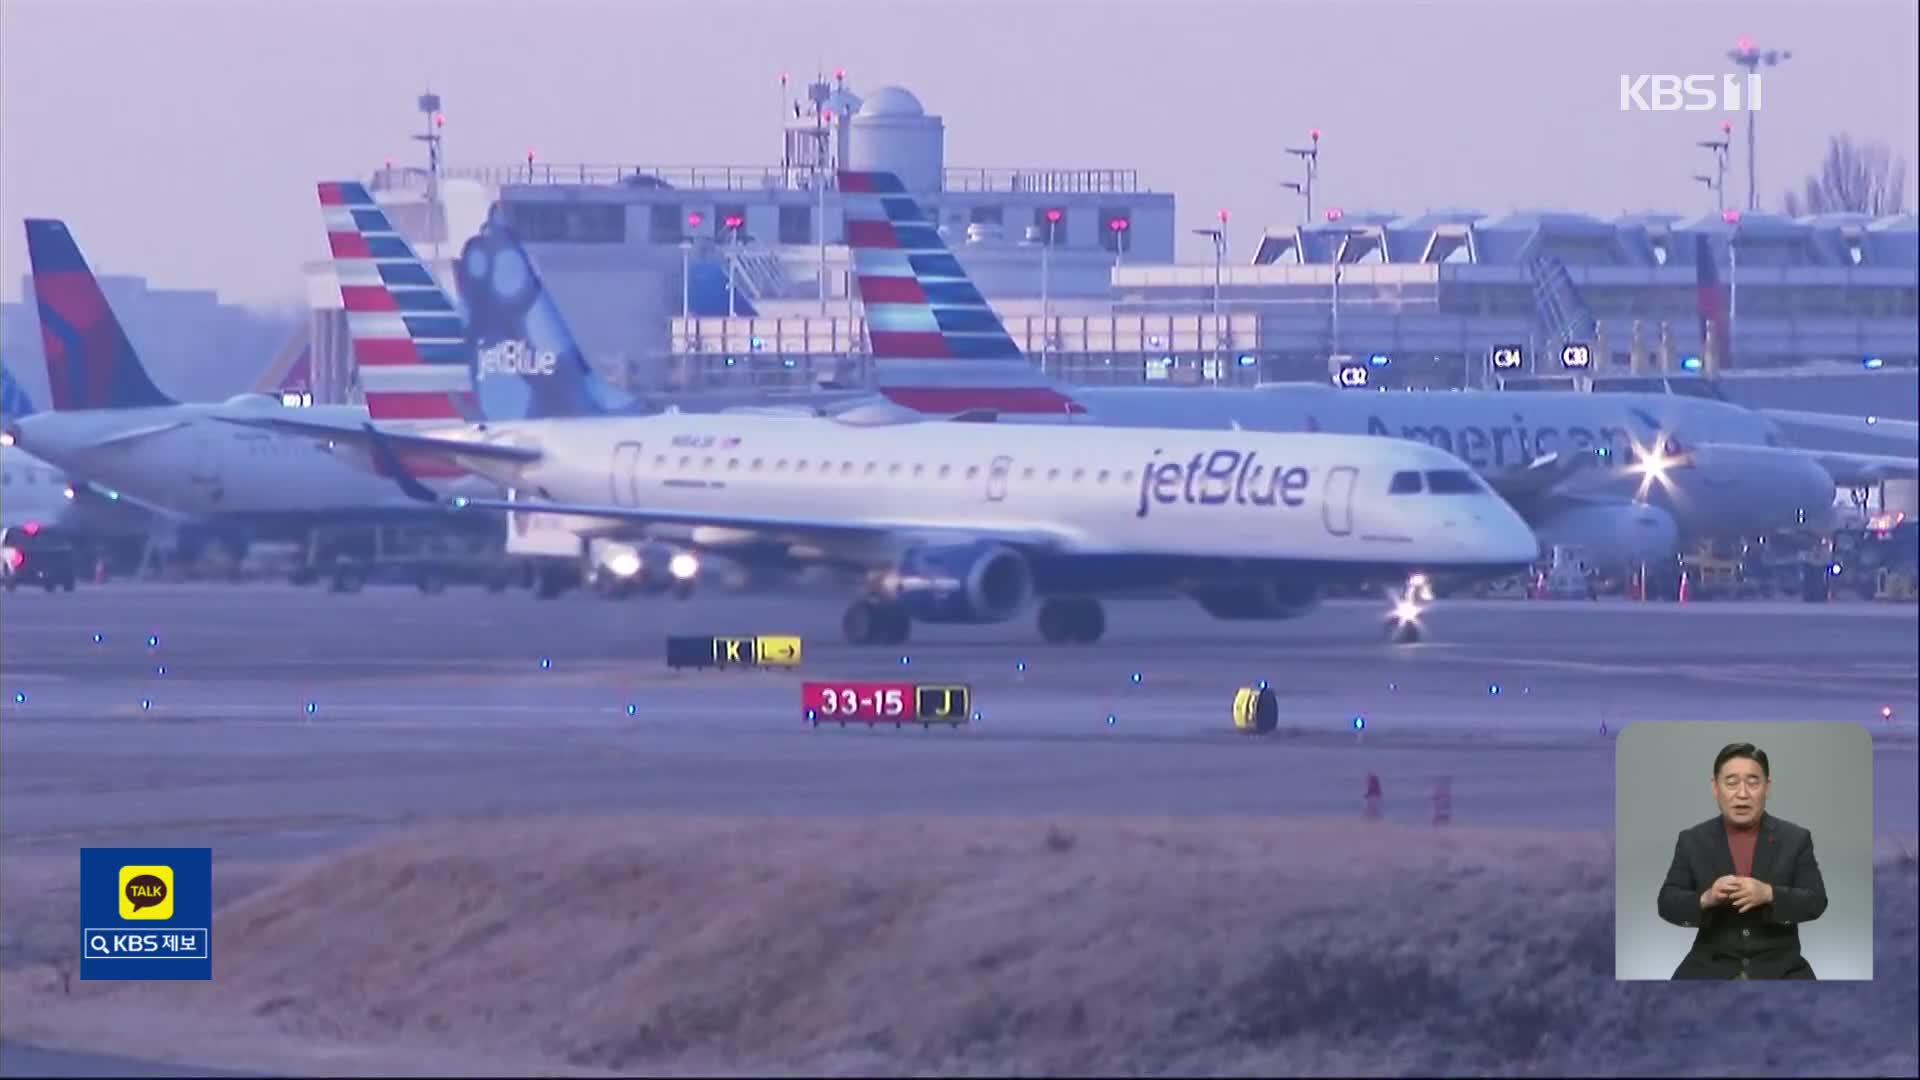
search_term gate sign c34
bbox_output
[1560,343,1592,370]
[1334,363,1370,388]
[1490,344,1525,371]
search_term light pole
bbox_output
[413,91,445,265]
[1694,121,1731,215]
[1040,207,1061,374]
[1191,210,1228,386]
[1283,128,1321,223]
[1325,207,1347,358]
[1726,38,1791,212]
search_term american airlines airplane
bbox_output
[4,219,499,563]
[235,180,1538,645]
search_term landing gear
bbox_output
[1386,617,1422,644]
[1037,597,1105,644]
[843,598,911,645]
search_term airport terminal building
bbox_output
[299,78,1919,405]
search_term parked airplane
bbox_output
[1,373,156,542]
[233,181,1538,644]
[5,218,500,573]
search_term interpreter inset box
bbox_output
[1613,722,1872,981]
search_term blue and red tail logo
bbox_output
[838,170,1084,415]
[1694,234,1730,361]
[23,219,177,412]
[317,181,474,422]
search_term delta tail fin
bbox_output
[23,219,178,411]
[837,170,1086,416]
[1695,233,1730,366]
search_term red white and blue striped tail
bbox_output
[317,180,474,423]
[838,170,1086,416]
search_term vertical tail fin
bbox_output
[837,170,1085,415]
[452,210,635,421]
[23,219,178,411]
[1694,234,1730,365]
[317,181,474,422]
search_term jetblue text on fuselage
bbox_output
[1136,448,1311,518]
[1365,415,1645,469]
[477,339,558,379]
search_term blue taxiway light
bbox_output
[155,665,167,676]
[627,703,639,717]
[1015,661,1026,673]
[139,698,151,711]
[92,633,103,644]
[971,710,982,722]
[146,635,159,648]
[1257,679,1269,691]
[304,701,317,715]
[540,657,552,670]
[13,692,24,704]
[1106,713,1117,726]
[1352,715,1366,731]
[1388,681,1398,692]
[899,655,911,666]
[1489,683,1501,696]
[1130,672,1142,684]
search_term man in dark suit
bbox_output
[1657,741,1829,979]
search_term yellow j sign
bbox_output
[913,684,970,723]
[753,635,803,666]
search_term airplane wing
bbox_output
[1808,450,1919,486]
[1761,409,1919,445]
[83,420,193,448]
[1478,447,1615,503]
[432,492,1083,552]
[216,415,541,465]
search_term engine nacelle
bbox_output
[1534,503,1680,569]
[883,542,1032,623]
[1189,580,1322,620]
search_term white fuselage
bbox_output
[8,401,492,522]
[428,412,1541,572]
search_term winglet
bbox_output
[361,422,442,504]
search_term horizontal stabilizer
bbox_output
[214,415,542,464]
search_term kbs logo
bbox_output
[1619,74,1762,112]
[477,339,558,379]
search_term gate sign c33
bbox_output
[1334,362,1370,388]
[1560,343,1593,370]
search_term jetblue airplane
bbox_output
[235,180,1538,645]
[5,219,499,558]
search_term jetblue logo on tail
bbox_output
[477,340,559,379]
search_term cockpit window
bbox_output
[1425,469,1484,494]
[1389,470,1423,495]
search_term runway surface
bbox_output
[2,583,1916,1075]
[3,583,1915,856]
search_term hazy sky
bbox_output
[3,0,1915,306]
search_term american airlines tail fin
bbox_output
[837,170,1086,416]
[452,209,635,421]
[1694,234,1730,364]
[22,219,179,411]
[317,180,475,422]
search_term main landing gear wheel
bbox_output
[843,598,911,645]
[1386,618,1422,644]
[1037,597,1105,644]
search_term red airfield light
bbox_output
[1218,208,1230,223]
[724,214,745,229]
[1325,207,1345,221]
[1309,127,1322,140]
[687,211,705,228]
[1720,120,1733,134]
[1723,209,1742,224]
[1736,35,1754,52]
[1045,207,1063,223]
[526,148,536,163]
[433,111,445,128]
[835,67,847,80]
[1108,217,1130,231]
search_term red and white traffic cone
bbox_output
[1678,569,1691,604]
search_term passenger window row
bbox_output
[642,453,1138,487]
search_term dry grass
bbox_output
[4,816,1915,1077]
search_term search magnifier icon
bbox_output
[88,933,109,954]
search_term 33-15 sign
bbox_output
[801,682,971,726]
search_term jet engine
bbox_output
[1533,502,1680,569]
[1188,580,1321,620]
[881,542,1033,623]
